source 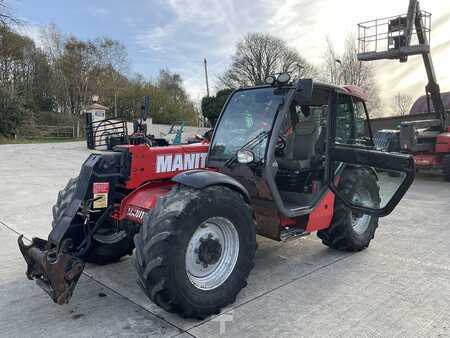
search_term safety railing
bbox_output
[86,118,128,150]
[357,10,431,61]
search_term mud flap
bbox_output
[18,235,85,305]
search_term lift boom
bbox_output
[357,0,447,131]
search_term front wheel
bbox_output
[318,168,381,251]
[134,185,256,319]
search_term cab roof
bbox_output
[236,81,369,102]
[342,85,369,102]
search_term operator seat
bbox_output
[277,109,320,171]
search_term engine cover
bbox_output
[116,143,209,189]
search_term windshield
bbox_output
[209,87,290,162]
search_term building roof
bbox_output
[410,91,450,114]
[86,103,109,111]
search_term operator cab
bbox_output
[274,92,328,208]
[207,76,414,239]
[273,84,371,210]
[209,79,372,209]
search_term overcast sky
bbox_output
[12,0,450,114]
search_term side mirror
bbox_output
[295,79,314,100]
[237,150,255,164]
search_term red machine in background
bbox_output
[358,0,450,181]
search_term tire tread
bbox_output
[318,168,380,252]
[134,184,255,319]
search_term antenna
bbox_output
[142,96,150,122]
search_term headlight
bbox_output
[265,75,276,85]
[277,72,291,84]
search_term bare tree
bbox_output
[322,37,341,84]
[220,32,317,88]
[94,38,128,117]
[40,26,99,137]
[322,34,381,114]
[392,93,413,116]
[0,0,17,25]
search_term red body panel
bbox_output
[275,190,336,233]
[118,142,209,189]
[414,153,442,168]
[305,191,335,232]
[111,142,336,237]
[111,141,208,223]
[114,181,175,223]
[435,133,450,153]
[118,185,336,231]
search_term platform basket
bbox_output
[357,10,431,62]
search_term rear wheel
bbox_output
[134,185,256,319]
[443,155,450,182]
[317,168,381,251]
[52,177,134,265]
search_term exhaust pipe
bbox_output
[18,235,85,305]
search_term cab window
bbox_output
[336,95,353,144]
[336,95,372,146]
[353,99,369,141]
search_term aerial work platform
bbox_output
[357,8,431,62]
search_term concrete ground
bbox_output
[1,141,449,337]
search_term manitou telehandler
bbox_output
[19,76,415,318]
[358,0,450,180]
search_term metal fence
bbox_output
[86,118,128,150]
[22,125,75,139]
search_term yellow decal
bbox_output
[93,193,108,209]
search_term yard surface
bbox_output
[1,142,449,337]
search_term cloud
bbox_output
[132,0,292,99]
[15,0,444,108]
[11,0,450,109]
[14,23,45,48]
[137,25,174,51]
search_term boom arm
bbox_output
[410,1,447,130]
[357,0,447,131]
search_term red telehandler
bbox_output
[19,77,415,318]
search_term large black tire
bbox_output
[134,185,256,319]
[443,155,450,182]
[52,177,134,265]
[317,168,381,252]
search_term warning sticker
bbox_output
[93,182,109,209]
[93,182,109,194]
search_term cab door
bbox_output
[327,92,415,217]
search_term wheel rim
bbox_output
[350,188,374,234]
[185,217,239,291]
